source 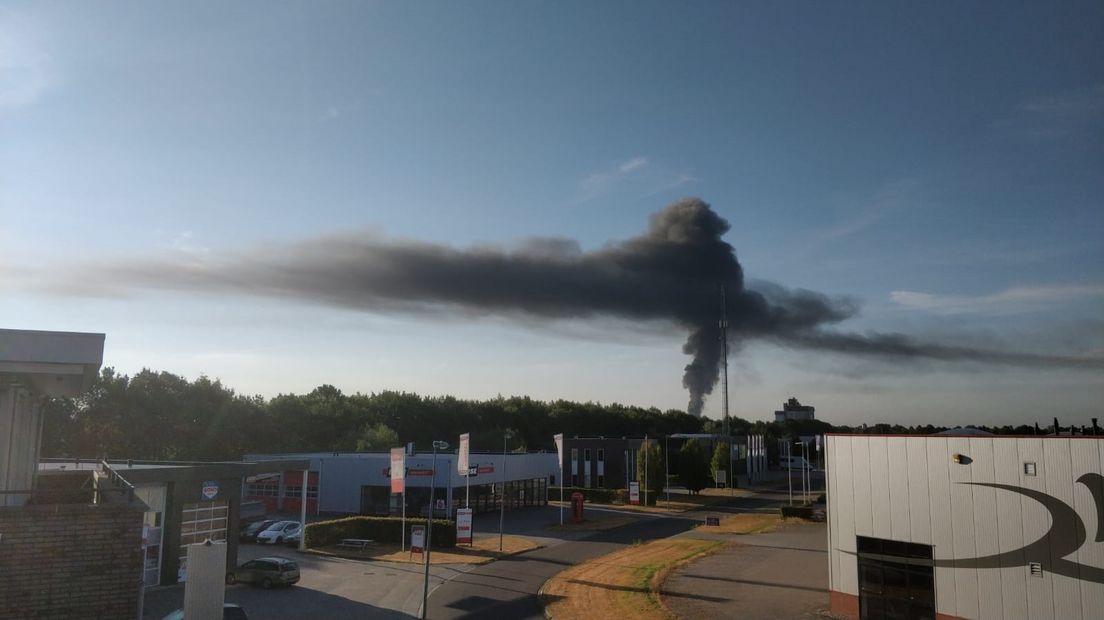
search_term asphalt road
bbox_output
[424,489,788,620]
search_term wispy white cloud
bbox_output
[572,156,694,204]
[618,157,648,173]
[809,178,923,246]
[890,284,1104,315]
[994,85,1104,140]
[0,11,54,109]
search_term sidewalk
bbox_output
[663,521,831,619]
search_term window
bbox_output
[571,448,578,462]
[584,448,591,462]
[284,485,301,498]
[247,483,279,497]
[571,474,577,486]
[597,449,604,462]
[856,536,935,620]
[597,475,604,487]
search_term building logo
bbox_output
[201,480,219,500]
[931,475,1104,583]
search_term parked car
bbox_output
[239,519,277,543]
[225,556,300,588]
[161,603,248,620]
[284,528,302,547]
[256,521,301,545]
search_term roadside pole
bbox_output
[787,441,793,506]
[422,440,448,620]
[554,433,564,526]
[298,468,308,552]
[644,434,649,507]
[664,435,670,509]
[498,431,510,552]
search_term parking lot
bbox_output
[141,539,474,619]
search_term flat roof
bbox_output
[0,328,105,397]
[40,458,312,484]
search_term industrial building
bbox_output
[40,457,308,588]
[775,397,816,422]
[825,433,1104,620]
[244,450,558,518]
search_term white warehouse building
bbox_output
[826,434,1103,620]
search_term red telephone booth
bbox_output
[571,492,585,523]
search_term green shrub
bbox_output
[305,516,456,548]
[779,505,815,520]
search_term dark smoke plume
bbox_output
[50,198,1103,415]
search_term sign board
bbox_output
[201,480,218,500]
[390,448,405,494]
[458,433,470,475]
[715,470,727,487]
[456,508,473,545]
[410,525,426,555]
[467,466,478,477]
[183,541,226,617]
[705,516,721,527]
[554,433,564,468]
[629,481,640,505]
[435,498,446,511]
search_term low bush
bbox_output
[779,505,815,520]
[305,516,456,548]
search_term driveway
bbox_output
[664,521,830,619]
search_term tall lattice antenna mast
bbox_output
[720,283,730,437]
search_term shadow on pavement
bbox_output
[143,584,413,620]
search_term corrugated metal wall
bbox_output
[0,384,42,507]
[827,435,1104,620]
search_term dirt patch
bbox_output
[546,514,639,532]
[542,538,724,620]
[695,513,786,534]
[311,534,539,565]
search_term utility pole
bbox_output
[421,440,448,620]
[720,283,730,439]
[498,431,511,552]
[665,435,670,509]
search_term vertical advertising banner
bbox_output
[629,481,640,505]
[554,433,564,468]
[390,447,405,494]
[458,433,470,475]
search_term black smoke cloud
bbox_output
[59,198,1102,415]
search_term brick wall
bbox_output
[0,502,143,620]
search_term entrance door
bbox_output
[856,536,935,620]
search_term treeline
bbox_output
[41,367,1036,463]
[40,368,707,461]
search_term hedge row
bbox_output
[557,486,630,505]
[304,516,457,548]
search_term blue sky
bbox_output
[2,1,1102,425]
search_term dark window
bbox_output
[584,448,591,462]
[856,536,935,620]
[598,475,604,487]
[571,474,577,486]
[597,449,605,462]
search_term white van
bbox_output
[780,455,811,470]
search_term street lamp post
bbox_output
[499,430,513,552]
[665,435,670,509]
[421,440,449,620]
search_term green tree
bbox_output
[710,441,731,488]
[355,423,401,451]
[678,439,712,494]
[635,439,665,505]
